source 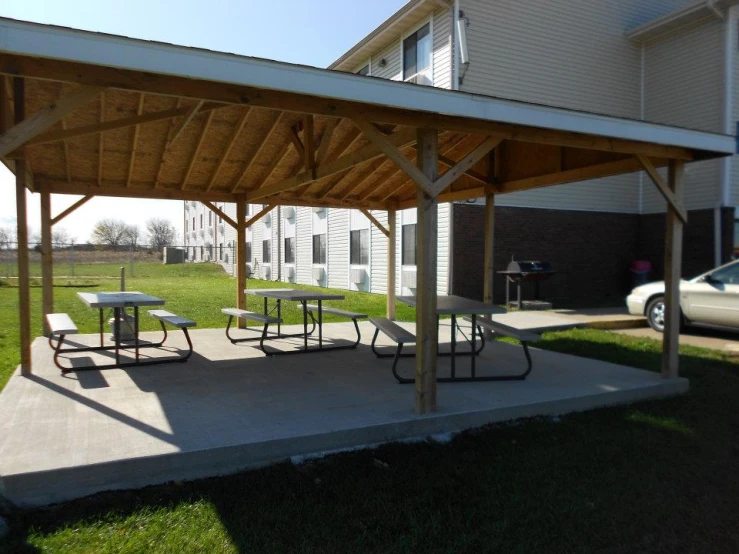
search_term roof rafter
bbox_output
[206,107,250,191]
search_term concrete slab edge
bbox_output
[0,377,688,508]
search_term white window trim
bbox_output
[353,57,372,76]
[399,15,434,86]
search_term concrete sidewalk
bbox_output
[493,307,645,333]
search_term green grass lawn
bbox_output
[0,262,416,389]
[1,264,738,553]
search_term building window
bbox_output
[262,239,271,264]
[285,237,296,264]
[313,233,326,264]
[350,229,369,265]
[192,217,195,231]
[403,23,432,85]
[199,214,203,229]
[357,64,370,76]
[219,242,223,260]
[208,212,212,226]
[402,223,417,265]
[246,241,252,264]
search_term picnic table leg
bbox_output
[318,299,323,349]
[134,306,140,363]
[99,308,104,347]
[302,301,308,350]
[451,314,456,379]
[471,314,477,379]
[114,307,120,366]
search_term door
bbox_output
[682,263,739,328]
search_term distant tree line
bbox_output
[0,218,178,250]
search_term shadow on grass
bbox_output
[3,330,739,553]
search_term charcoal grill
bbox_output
[498,260,556,309]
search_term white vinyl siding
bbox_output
[369,210,389,294]
[643,19,724,212]
[458,0,694,215]
[296,207,312,285]
[327,209,349,289]
[371,39,402,81]
[432,8,453,90]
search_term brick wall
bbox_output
[451,204,733,308]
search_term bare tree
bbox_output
[146,218,177,250]
[122,225,140,247]
[0,226,13,249]
[91,219,130,246]
[52,227,74,247]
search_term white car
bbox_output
[626,259,739,333]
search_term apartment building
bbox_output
[184,0,739,306]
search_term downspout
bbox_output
[639,43,645,215]
[718,5,735,265]
[452,0,460,91]
[277,205,282,281]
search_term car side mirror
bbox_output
[703,274,720,284]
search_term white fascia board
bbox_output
[626,0,739,43]
[0,17,734,157]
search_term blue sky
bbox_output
[0,0,407,243]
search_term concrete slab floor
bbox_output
[0,321,687,507]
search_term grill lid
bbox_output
[506,260,553,273]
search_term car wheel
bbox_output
[646,296,666,333]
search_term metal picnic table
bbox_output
[247,288,348,355]
[397,294,506,380]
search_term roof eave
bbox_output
[626,0,739,43]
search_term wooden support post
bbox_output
[41,189,54,335]
[14,78,32,375]
[387,204,397,320]
[661,159,685,379]
[236,198,247,329]
[415,128,439,414]
[483,190,495,340]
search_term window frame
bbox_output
[401,223,417,266]
[400,17,434,86]
[350,228,370,266]
[284,237,296,264]
[262,239,271,264]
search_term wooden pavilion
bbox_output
[0,17,733,414]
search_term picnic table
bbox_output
[47,291,196,372]
[397,295,506,379]
[246,288,354,354]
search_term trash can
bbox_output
[630,260,652,287]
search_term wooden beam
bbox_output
[500,157,645,194]
[42,179,237,203]
[361,208,389,237]
[249,126,418,201]
[40,190,54,336]
[637,154,688,224]
[13,77,31,375]
[168,100,204,147]
[21,104,214,148]
[304,114,315,170]
[126,93,145,187]
[431,136,503,195]
[97,91,104,184]
[1,54,695,161]
[0,83,102,158]
[153,97,183,188]
[245,203,275,228]
[202,200,237,229]
[662,159,685,379]
[289,126,305,161]
[387,204,397,320]
[231,111,285,193]
[307,126,363,198]
[483,192,495,340]
[181,110,214,190]
[315,117,338,165]
[415,128,439,414]
[353,119,434,196]
[206,107,250,191]
[50,194,92,225]
[268,194,385,211]
[236,199,247,329]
